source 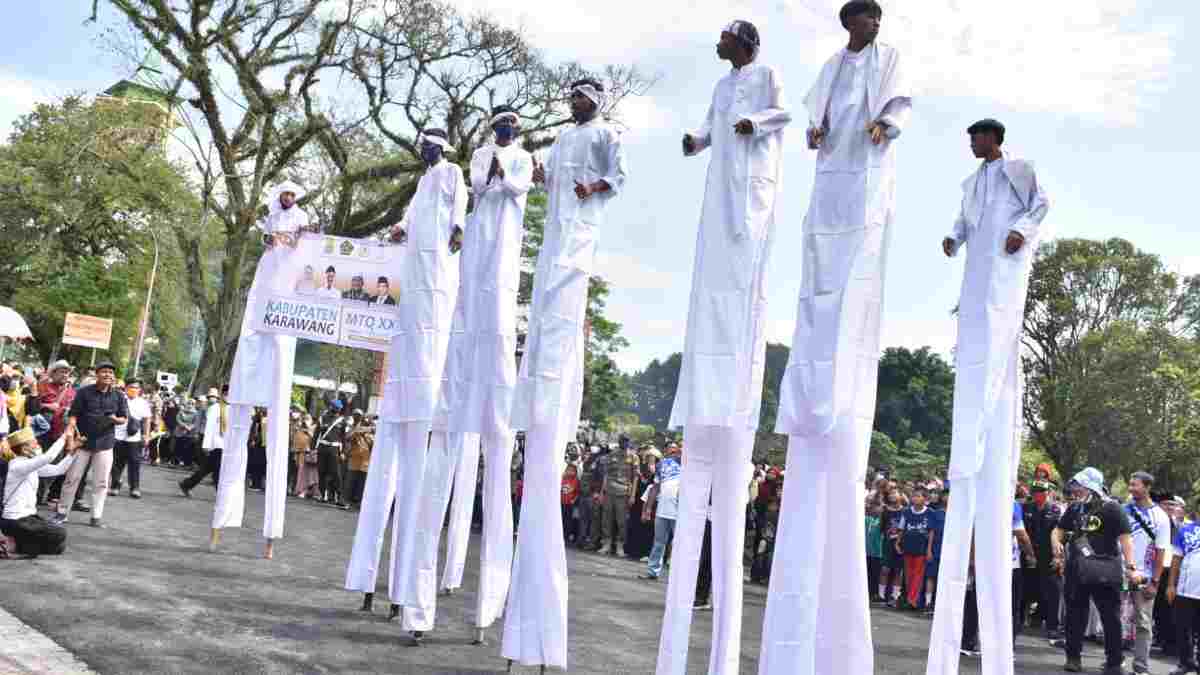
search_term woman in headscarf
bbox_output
[292,414,318,499]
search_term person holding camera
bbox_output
[2,428,78,556]
[1052,467,1141,675]
[52,361,128,528]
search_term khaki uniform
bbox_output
[599,450,639,552]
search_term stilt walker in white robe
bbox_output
[211,181,309,560]
[343,129,465,620]
[441,430,482,593]
[759,3,911,674]
[926,119,1048,675]
[503,79,628,670]
[407,106,532,644]
[658,21,790,675]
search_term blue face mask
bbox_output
[421,144,443,166]
[493,123,517,143]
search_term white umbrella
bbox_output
[0,306,32,360]
[0,306,32,340]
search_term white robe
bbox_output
[761,42,910,675]
[345,160,465,604]
[415,141,531,630]
[503,119,628,669]
[385,159,465,609]
[926,156,1048,675]
[441,432,482,592]
[659,60,790,675]
[212,201,307,540]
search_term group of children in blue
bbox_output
[867,486,946,613]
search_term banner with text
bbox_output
[249,234,403,352]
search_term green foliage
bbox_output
[1023,238,1200,492]
[869,431,945,480]
[875,347,954,458]
[0,96,194,371]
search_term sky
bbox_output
[2,1,1197,372]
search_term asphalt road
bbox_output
[0,465,1178,674]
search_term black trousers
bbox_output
[1012,568,1024,637]
[174,437,196,466]
[317,446,342,500]
[1065,581,1123,667]
[1,515,66,556]
[695,520,713,605]
[963,585,980,651]
[110,440,143,491]
[1175,595,1200,668]
[181,448,222,491]
[1034,566,1063,632]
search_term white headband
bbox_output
[571,83,603,108]
[420,134,452,151]
[490,111,519,126]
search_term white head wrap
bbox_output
[571,82,604,109]
[268,180,306,216]
[419,132,454,152]
[490,110,519,126]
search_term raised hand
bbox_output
[449,225,464,254]
[867,122,886,145]
[532,156,546,184]
[682,133,696,156]
[488,154,503,183]
[942,237,956,257]
[807,127,825,150]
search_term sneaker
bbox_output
[130,490,142,499]
[179,482,192,498]
[692,601,712,610]
[639,556,650,563]
[1064,657,1083,672]
[90,518,106,529]
[48,513,68,526]
[71,502,91,513]
[108,488,119,496]
[638,574,659,581]
[960,648,980,658]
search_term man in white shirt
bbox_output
[640,443,682,580]
[316,266,341,299]
[1,428,76,556]
[1125,471,1172,674]
[110,378,152,499]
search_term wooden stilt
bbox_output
[208,528,221,552]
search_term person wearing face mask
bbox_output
[1026,480,1065,640]
[503,78,628,671]
[407,105,533,645]
[211,182,309,560]
[346,128,465,628]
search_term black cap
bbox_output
[967,118,1006,144]
[724,20,761,50]
[840,1,883,29]
[423,128,449,141]
[95,361,116,373]
[492,105,518,119]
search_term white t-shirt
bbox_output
[1012,501,1025,570]
[115,396,153,443]
[1174,522,1200,600]
[1126,501,1173,578]
[653,456,682,521]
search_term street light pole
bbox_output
[132,227,159,378]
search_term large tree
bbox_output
[1023,238,1200,486]
[0,96,193,372]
